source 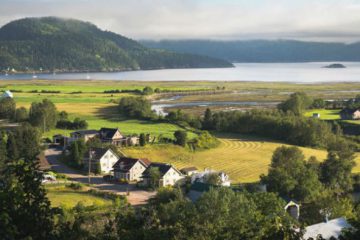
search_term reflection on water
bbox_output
[151,101,279,116]
[2,62,360,82]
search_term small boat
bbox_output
[86,74,91,80]
[32,72,38,79]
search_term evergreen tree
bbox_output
[72,141,81,167]
[202,108,214,130]
[174,130,187,147]
[0,132,7,169]
[15,123,41,160]
[6,133,19,161]
[0,159,55,239]
[0,97,16,120]
[139,133,146,146]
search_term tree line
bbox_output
[0,97,88,131]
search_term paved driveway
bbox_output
[45,148,156,205]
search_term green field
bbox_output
[304,109,341,120]
[6,80,360,182]
[304,109,360,125]
[124,134,360,183]
[15,95,197,139]
[45,184,113,208]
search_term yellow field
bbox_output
[124,135,360,183]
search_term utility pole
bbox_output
[43,115,46,133]
[88,148,92,184]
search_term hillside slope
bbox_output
[0,17,233,72]
[141,39,360,62]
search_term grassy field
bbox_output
[304,109,360,126]
[124,134,360,183]
[5,80,360,183]
[15,95,197,139]
[304,109,341,120]
[45,184,113,208]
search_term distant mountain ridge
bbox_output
[0,17,233,72]
[141,39,360,63]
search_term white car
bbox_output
[42,174,56,183]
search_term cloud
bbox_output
[1,0,360,42]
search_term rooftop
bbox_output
[113,157,151,172]
[303,217,351,240]
[71,129,98,135]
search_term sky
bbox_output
[0,0,360,42]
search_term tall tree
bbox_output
[0,159,55,239]
[148,167,161,189]
[261,146,322,202]
[321,141,356,194]
[6,132,19,161]
[29,99,57,131]
[202,108,214,130]
[0,132,7,169]
[174,130,187,147]
[71,141,81,167]
[0,97,16,119]
[14,107,28,122]
[139,133,146,146]
[278,92,313,115]
[14,123,41,160]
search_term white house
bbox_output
[1,90,13,98]
[113,157,151,182]
[142,163,185,187]
[191,168,231,186]
[83,148,119,174]
[303,217,351,240]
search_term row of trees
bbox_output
[0,97,87,131]
[202,107,339,149]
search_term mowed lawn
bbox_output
[304,109,341,120]
[16,99,197,139]
[305,109,360,125]
[45,185,113,208]
[124,134,360,183]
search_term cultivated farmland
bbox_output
[124,134,360,183]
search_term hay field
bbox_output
[124,135,360,183]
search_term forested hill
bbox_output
[0,17,233,72]
[141,39,360,63]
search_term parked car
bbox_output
[103,175,114,182]
[42,174,56,183]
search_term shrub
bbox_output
[66,183,83,190]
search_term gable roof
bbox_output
[303,217,351,240]
[72,129,98,135]
[2,90,13,98]
[84,147,117,160]
[99,128,121,139]
[340,108,360,115]
[181,167,198,173]
[142,162,182,178]
[113,157,150,172]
